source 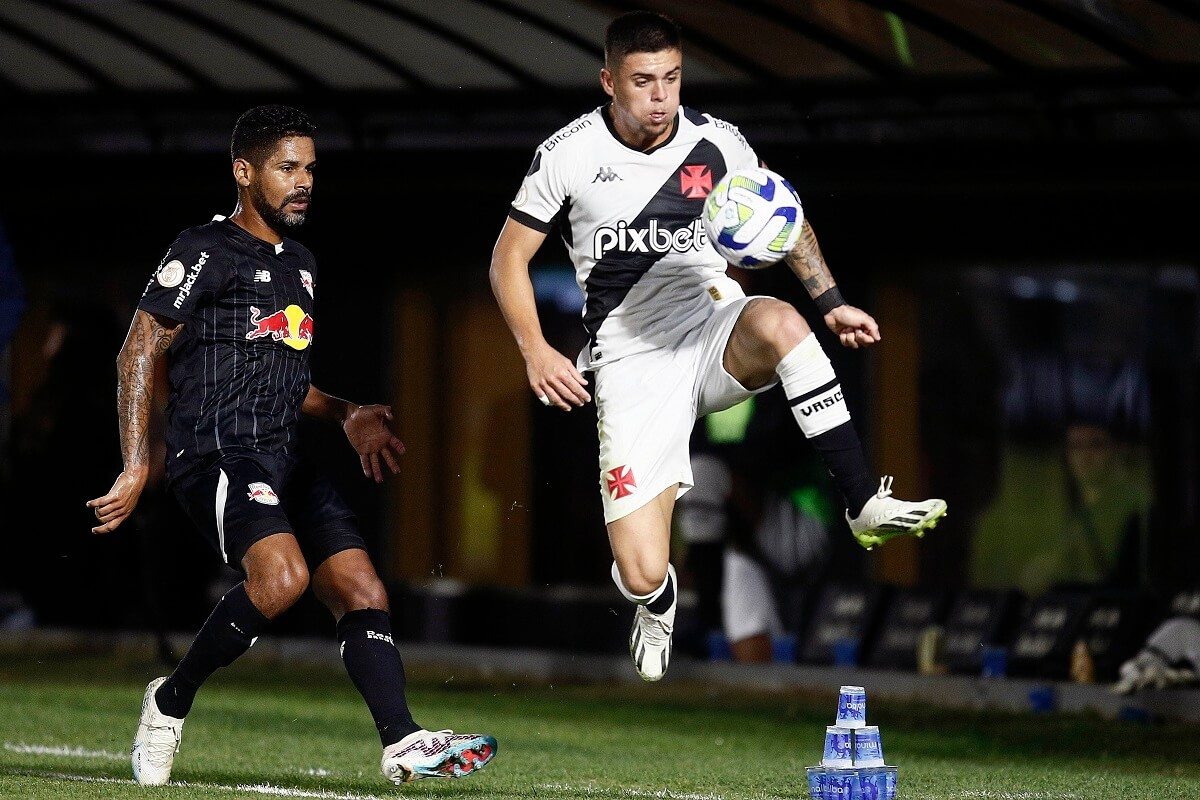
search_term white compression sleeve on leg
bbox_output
[776,333,851,438]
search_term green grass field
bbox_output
[1,650,1198,800]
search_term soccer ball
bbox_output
[703,167,804,269]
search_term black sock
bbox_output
[337,608,420,747]
[809,420,876,518]
[646,569,675,615]
[155,583,268,718]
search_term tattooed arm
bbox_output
[784,220,881,350]
[87,309,181,533]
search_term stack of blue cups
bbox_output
[805,686,898,799]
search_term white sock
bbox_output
[776,333,851,437]
[611,561,670,605]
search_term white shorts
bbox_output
[594,288,775,523]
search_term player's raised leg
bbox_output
[311,548,497,783]
[608,485,679,682]
[134,533,305,785]
[723,296,945,550]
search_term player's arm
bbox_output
[87,310,181,533]
[784,220,880,350]
[489,217,591,411]
[302,385,405,483]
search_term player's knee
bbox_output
[619,560,668,597]
[745,298,809,354]
[265,560,310,608]
[339,573,389,614]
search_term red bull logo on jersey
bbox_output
[246,304,314,351]
[246,482,280,505]
[593,218,708,260]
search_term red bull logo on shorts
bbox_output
[246,482,280,506]
[246,304,314,351]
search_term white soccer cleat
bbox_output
[629,564,677,682]
[131,677,184,786]
[846,476,947,551]
[380,728,498,783]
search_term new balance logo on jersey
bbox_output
[593,219,708,259]
[254,270,271,283]
[592,166,622,183]
[366,630,395,646]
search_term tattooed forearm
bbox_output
[116,311,179,470]
[784,220,836,299]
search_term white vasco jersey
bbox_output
[509,105,759,369]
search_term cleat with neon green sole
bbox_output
[846,476,947,550]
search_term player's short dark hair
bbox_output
[605,11,681,67]
[230,105,316,166]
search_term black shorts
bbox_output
[172,450,364,571]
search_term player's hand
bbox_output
[824,305,881,350]
[87,468,148,534]
[343,404,406,483]
[525,341,590,411]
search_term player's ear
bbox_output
[600,67,615,98]
[232,158,254,188]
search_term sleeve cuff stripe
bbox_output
[508,207,554,234]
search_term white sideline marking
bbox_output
[3,742,124,761]
[7,771,390,800]
[5,742,333,779]
[538,783,786,800]
[960,793,1080,799]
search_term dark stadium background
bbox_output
[1,0,1197,681]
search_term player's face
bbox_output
[602,48,682,145]
[246,136,316,231]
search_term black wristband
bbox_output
[814,286,846,315]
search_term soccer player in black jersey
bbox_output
[87,106,496,787]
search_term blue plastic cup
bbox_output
[853,726,884,767]
[822,726,854,768]
[823,768,861,800]
[858,767,897,800]
[806,766,828,799]
[835,685,867,729]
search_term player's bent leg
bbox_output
[723,297,811,389]
[608,486,679,682]
[242,532,311,618]
[135,533,301,785]
[312,548,498,783]
[724,298,946,548]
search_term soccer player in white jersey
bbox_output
[490,12,947,681]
